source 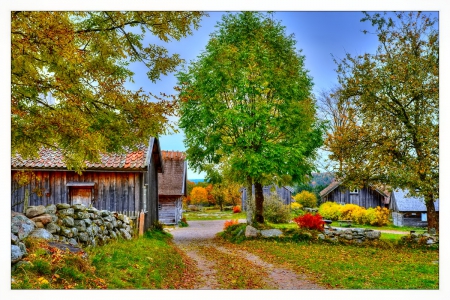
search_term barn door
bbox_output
[67,182,95,206]
[71,188,92,206]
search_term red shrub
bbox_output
[232,205,241,213]
[223,219,239,230]
[293,213,325,231]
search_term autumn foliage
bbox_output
[223,219,239,230]
[318,202,390,226]
[232,205,241,213]
[293,190,318,208]
[293,213,325,231]
[190,187,208,205]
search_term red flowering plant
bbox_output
[293,213,325,231]
[232,205,241,213]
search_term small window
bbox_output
[350,189,359,194]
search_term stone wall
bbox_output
[400,230,439,247]
[319,227,381,243]
[11,203,135,265]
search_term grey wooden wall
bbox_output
[321,186,384,208]
[11,170,144,213]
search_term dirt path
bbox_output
[170,220,325,290]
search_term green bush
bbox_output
[263,194,291,224]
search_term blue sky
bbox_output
[124,11,438,179]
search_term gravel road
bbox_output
[170,220,325,290]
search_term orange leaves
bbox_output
[223,219,239,230]
[189,186,208,205]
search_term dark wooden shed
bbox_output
[240,185,294,211]
[319,181,390,208]
[157,151,187,225]
[11,137,163,232]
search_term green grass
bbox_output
[380,233,406,241]
[183,209,246,221]
[235,239,438,289]
[11,230,198,289]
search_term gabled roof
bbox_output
[11,137,162,171]
[158,151,187,196]
[319,180,340,197]
[319,180,390,198]
[391,189,439,212]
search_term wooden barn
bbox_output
[157,151,187,225]
[389,189,439,227]
[241,185,294,211]
[11,137,163,231]
[319,181,390,208]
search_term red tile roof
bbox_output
[161,150,186,161]
[11,146,148,170]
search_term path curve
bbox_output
[171,220,325,290]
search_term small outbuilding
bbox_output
[11,137,163,231]
[157,151,187,225]
[241,185,294,211]
[389,189,439,227]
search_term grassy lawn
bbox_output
[183,209,246,221]
[11,230,198,289]
[235,239,439,289]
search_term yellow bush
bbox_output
[351,206,368,225]
[293,191,317,208]
[318,202,342,221]
[340,204,360,220]
[290,202,303,210]
[370,206,390,226]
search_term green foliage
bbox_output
[262,194,291,224]
[293,190,318,208]
[151,221,165,232]
[11,11,205,172]
[178,217,189,227]
[177,12,324,223]
[218,223,247,243]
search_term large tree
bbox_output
[177,12,323,224]
[11,11,205,171]
[329,12,439,230]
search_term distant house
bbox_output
[241,185,294,211]
[11,137,163,232]
[389,189,439,227]
[319,181,390,208]
[157,151,187,225]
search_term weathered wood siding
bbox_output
[11,170,143,213]
[321,185,384,208]
[159,196,182,225]
[241,184,292,210]
[144,158,159,229]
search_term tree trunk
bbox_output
[254,182,264,223]
[246,176,253,224]
[425,192,438,232]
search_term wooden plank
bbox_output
[129,173,135,212]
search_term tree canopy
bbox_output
[11,11,205,171]
[177,12,324,223]
[327,12,439,229]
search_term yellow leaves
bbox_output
[38,277,49,285]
